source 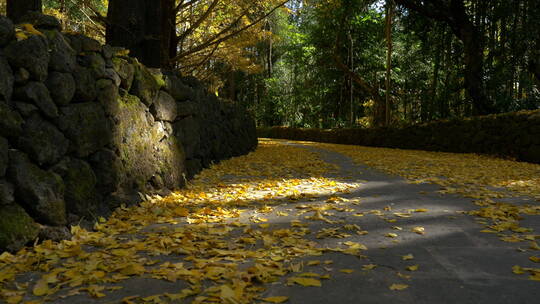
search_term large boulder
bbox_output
[130,63,160,106]
[8,151,66,226]
[0,137,7,177]
[176,101,199,118]
[52,158,98,217]
[165,75,195,102]
[18,114,69,166]
[14,67,30,85]
[89,149,124,194]
[112,57,135,91]
[0,56,14,102]
[46,72,76,106]
[65,33,101,53]
[0,102,23,137]
[43,30,76,73]
[14,102,39,118]
[58,103,112,158]
[96,79,120,116]
[72,66,97,102]
[174,116,201,160]
[0,204,39,252]
[18,12,62,31]
[112,94,185,192]
[78,52,107,79]
[4,34,50,82]
[14,82,58,118]
[151,91,177,122]
[0,16,15,47]
[0,180,15,205]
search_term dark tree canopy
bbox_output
[7,0,42,23]
[106,0,164,68]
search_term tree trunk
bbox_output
[107,0,163,68]
[348,29,354,126]
[160,0,176,68]
[394,0,494,116]
[384,0,394,126]
[447,0,492,116]
[7,0,42,23]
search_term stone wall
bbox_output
[258,110,540,164]
[0,14,257,252]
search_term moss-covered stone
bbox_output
[4,34,50,82]
[0,204,39,252]
[112,57,135,91]
[130,62,160,106]
[112,93,185,193]
[52,158,98,217]
[0,56,14,102]
[0,102,23,138]
[18,114,69,166]
[0,137,7,177]
[8,151,66,226]
[58,103,111,158]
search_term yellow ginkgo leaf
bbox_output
[389,284,409,290]
[529,256,540,263]
[362,264,377,270]
[512,265,525,275]
[339,269,355,274]
[262,296,289,303]
[402,254,414,261]
[397,272,411,279]
[288,277,322,287]
[32,279,49,296]
[406,265,419,271]
[386,233,398,238]
[412,227,425,235]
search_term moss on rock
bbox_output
[0,204,39,252]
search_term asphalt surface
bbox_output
[257,143,540,304]
[15,142,540,304]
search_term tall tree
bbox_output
[106,0,163,68]
[384,0,394,126]
[7,0,42,23]
[394,0,494,115]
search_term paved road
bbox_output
[259,143,540,304]
[11,142,540,304]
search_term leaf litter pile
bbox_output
[1,139,540,304]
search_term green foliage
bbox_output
[237,0,540,128]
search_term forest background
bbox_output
[2,0,539,128]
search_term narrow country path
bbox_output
[1,139,539,304]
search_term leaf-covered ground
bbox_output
[1,139,539,304]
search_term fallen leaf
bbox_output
[339,269,355,274]
[288,277,322,287]
[262,296,289,303]
[389,284,409,290]
[402,254,414,261]
[362,264,377,270]
[406,265,419,271]
[412,227,425,235]
[530,256,540,263]
[32,279,49,296]
[512,265,525,275]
